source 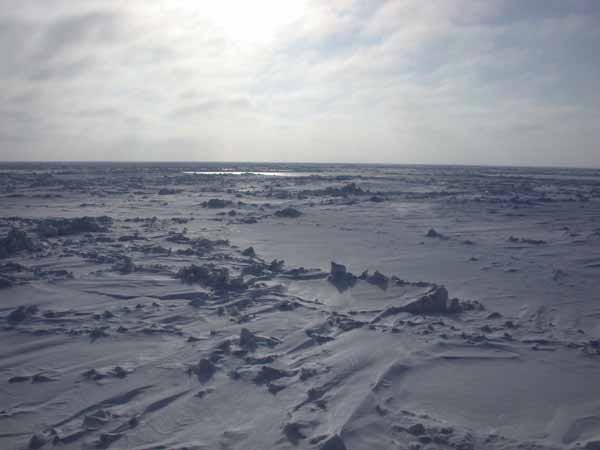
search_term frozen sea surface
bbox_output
[1,162,600,450]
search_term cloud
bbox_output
[0,0,599,166]
[29,57,94,81]
[36,11,121,61]
[171,98,252,118]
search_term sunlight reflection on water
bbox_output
[183,171,313,177]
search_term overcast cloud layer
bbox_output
[0,0,599,166]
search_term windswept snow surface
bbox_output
[1,162,600,450]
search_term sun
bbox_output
[198,0,307,45]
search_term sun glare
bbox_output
[198,0,307,45]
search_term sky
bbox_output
[0,0,599,166]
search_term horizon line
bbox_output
[0,160,598,171]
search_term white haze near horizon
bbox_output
[0,0,599,167]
